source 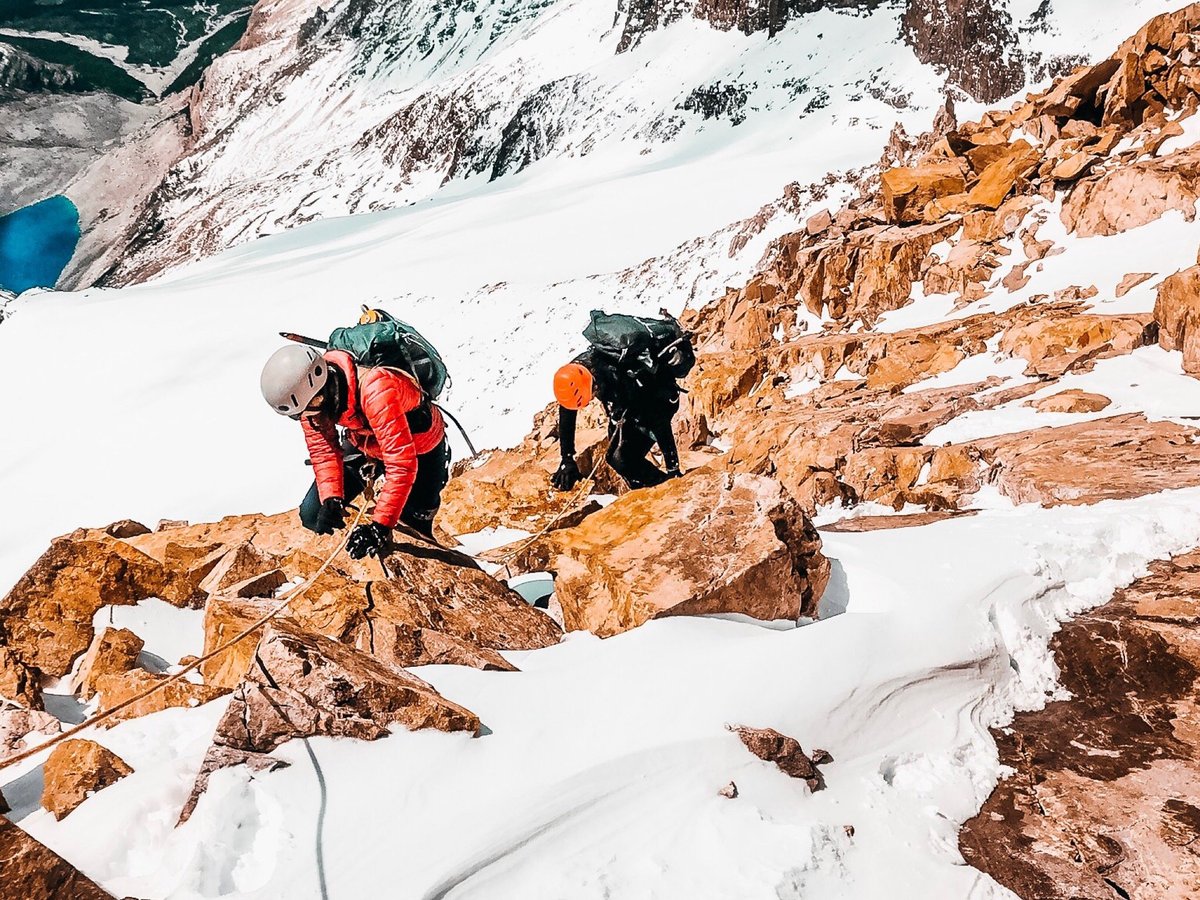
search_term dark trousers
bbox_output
[606,421,670,489]
[299,437,451,537]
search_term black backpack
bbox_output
[582,309,695,379]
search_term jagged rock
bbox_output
[961,549,1200,897]
[1029,390,1112,413]
[74,627,144,700]
[200,597,272,690]
[805,208,832,236]
[0,707,59,755]
[0,530,167,677]
[103,519,150,539]
[94,670,227,725]
[1051,151,1098,181]
[206,620,479,759]
[0,817,113,899]
[0,645,41,709]
[880,161,966,225]
[979,414,1200,505]
[731,725,824,791]
[966,140,1040,209]
[41,739,133,820]
[998,313,1156,377]
[198,541,283,597]
[541,470,828,635]
[1116,271,1156,297]
[365,622,518,672]
[1062,145,1200,237]
[1154,264,1200,374]
[900,0,1028,103]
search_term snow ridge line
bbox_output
[0,505,366,772]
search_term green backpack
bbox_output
[327,308,449,399]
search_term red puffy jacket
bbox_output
[301,350,445,528]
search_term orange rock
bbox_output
[544,470,829,635]
[1062,144,1200,237]
[881,161,966,225]
[1029,390,1113,413]
[94,669,228,725]
[0,530,166,677]
[979,414,1200,505]
[197,541,282,597]
[966,140,1041,209]
[364,622,518,672]
[0,707,59,755]
[1154,264,1200,374]
[1051,152,1098,181]
[74,627,144,700]
[200,597,273,690]
[0,818,111,899]
[41,739,132,820]
[1116,271,1155,297]
[999,313,1155,376]
[0,646,40,709]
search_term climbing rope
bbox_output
[495,452,605,579]
[0,506,367,773]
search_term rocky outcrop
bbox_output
[901,0,1028,104]
[1154,264,1200,375]
[530,470,829,635]
[0,817,113,900]
[1029,389,1112,413]
[183,618,480,819]
[41,739,133,820]
[74,627,144,700]
[961,549,1200,899]
[94,669,228,725]
[732,725,824,791]
[0,707,59,756]
[0,530,167,678]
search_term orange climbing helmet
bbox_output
[554,363,594,410]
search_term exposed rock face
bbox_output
[1062,145,1200,238]
[0,707,59,755]
[961,549,1200,898]
[732,725,824,791]
[183,618,481,819]
[536,470,829,635]
[880,160,966,224]
[0,817,113,899]
[41,739,133,820]
[74,627,144,700]
[93,669,228,725]
[0,645,41,708]
[901,0,1028,103]
[1154,264,1200,375]
[1029,389,1112,413]
[0,530,167,678]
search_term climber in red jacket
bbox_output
[260,345,449,557]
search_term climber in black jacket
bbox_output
[551,337,693,492]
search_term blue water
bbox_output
[0,195,81,294]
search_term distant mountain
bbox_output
[0,0,252,214]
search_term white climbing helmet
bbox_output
[260,344,328,417]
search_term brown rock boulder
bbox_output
[999,313,1156,376]
[1062,145,1200,237]
[193,620,479,811]
[732,725,824,791]
[74,627,144,700]
[542,470,829,635]
[0,530,166,677]
[0,645,41,709]
[200,596,274,690]
[966,140,1041,209]
[41,739,133,820]
[979,414,1200,505]
[1029,390,1112,413]
[0,707,59,755]
[94,669,227,725]
[365,622,518,672]
[1154,264,1200,374]
[0,817,113,899]
[881,161,966,225]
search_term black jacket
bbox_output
[558,347,681,472]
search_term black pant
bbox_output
[606,420,670,490]
[299,437,451,537]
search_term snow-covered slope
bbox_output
[63,0,1175,287]
[3,2,1200,898]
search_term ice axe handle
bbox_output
[280,332,329,349]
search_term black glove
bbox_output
[313,498,347,535]
[551,458,582,491]
[347,522,390,560]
